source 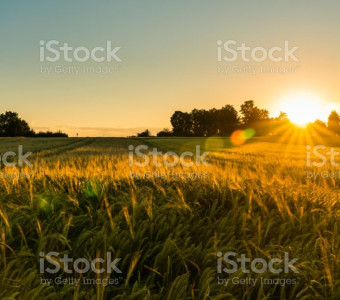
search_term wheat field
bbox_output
[0,137,339,299]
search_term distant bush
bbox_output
[35,130,68,137]
[137,129,151,137]
[157,128,173,137]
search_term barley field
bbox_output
[0,137,339,299]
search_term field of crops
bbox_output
[0,137,339,299]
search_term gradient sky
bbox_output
[1,0,339,136]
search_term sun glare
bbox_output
[279,93,327,126]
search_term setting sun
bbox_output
[278,93,328,126]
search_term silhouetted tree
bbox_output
[137,129,151,137]
[216,105,239,135]
[206,109,219,136]
[276,111,288,121]
[191,109,211,136]
[0,111,69,137]
[0,111,34,137]
[314,119,327,128]
[327,110,340,135]
[170,111,192,136]
[306,119,329,136]
[157,128,173,137]
[240,100,269,125]
[240,100,269,135]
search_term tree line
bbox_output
[136,100,340,137]
[0,111,68,137]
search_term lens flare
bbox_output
[231,129,255,146]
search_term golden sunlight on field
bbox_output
[0,137,339,298]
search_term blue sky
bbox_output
[1,0,339,136]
